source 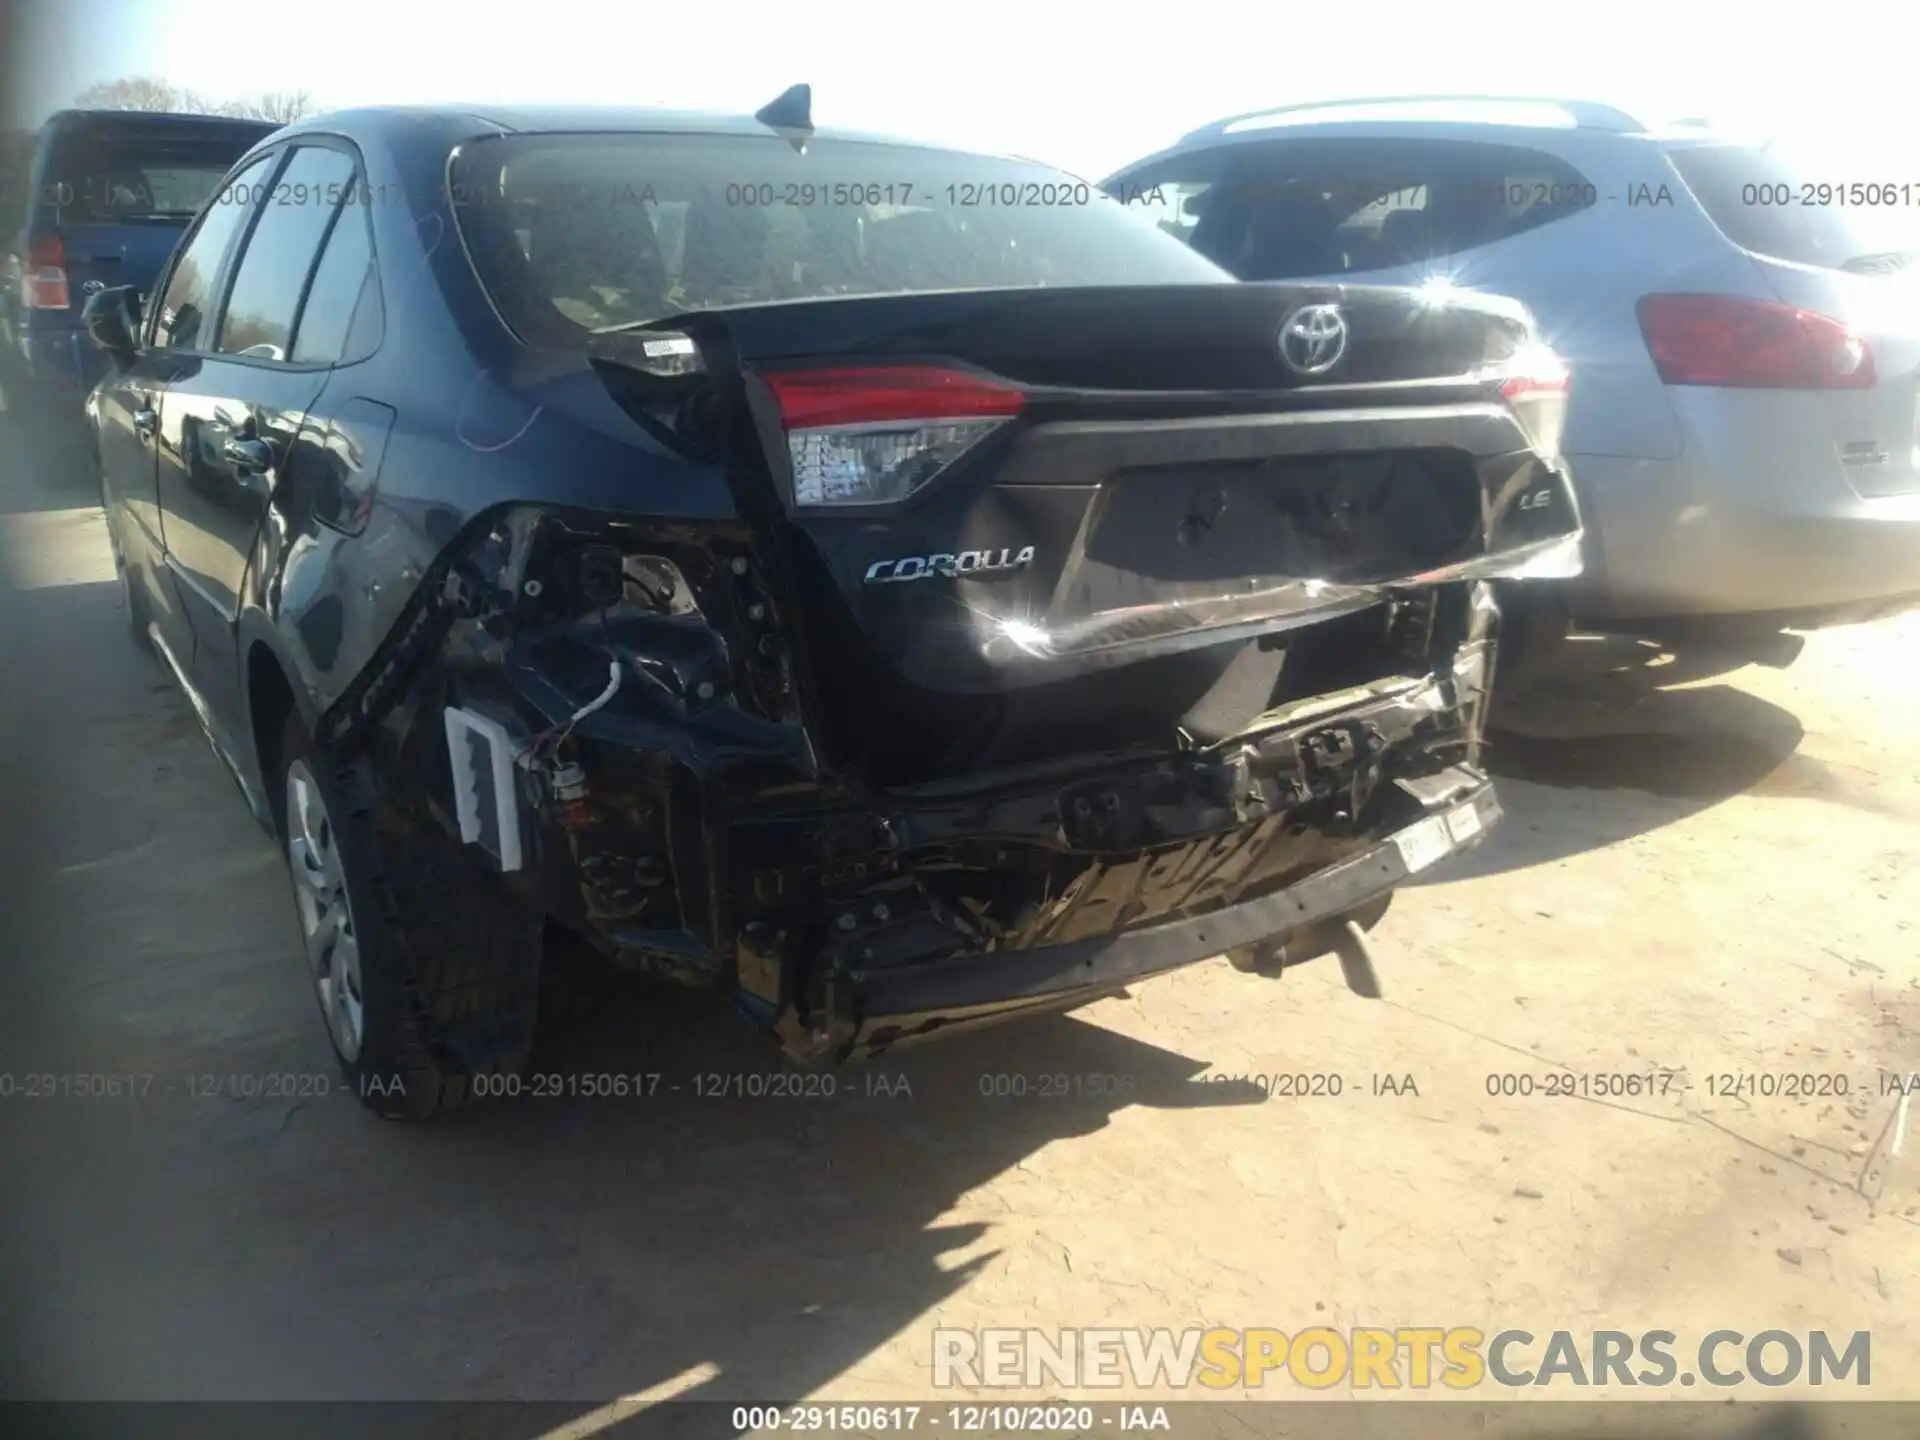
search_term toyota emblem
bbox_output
[1278,303,1349,375]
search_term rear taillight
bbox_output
[765,365,1026,507]
[22,235,70,311]
[1498,342,1571,401]
[1492,340,1571,464]
[1636,293,1875,390]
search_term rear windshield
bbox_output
[449,133,1228,345]
[1103,137,1597,281]
[1665,144,1920,272]
[41,124,267,223]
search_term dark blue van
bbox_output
[2,109,276,453]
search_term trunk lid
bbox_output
[602,283,1577,785]
[690,281,1534,390]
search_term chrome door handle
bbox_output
[222,436,273,474]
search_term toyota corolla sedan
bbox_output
[82,92,1580,1118]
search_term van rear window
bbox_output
[43,126,266,222]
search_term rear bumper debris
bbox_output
[828,779,1498,1057]
[352,499,1517,1062]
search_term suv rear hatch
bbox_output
[1663,141,1920,498]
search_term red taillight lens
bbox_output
[765,365,1026,429]
[1491,340,1572,464]
[764,366,1026,507]
[22,234,70,311]
[1498,343,1571,401]
[1636,293,1875,390]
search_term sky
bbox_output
[7,0,1915,182]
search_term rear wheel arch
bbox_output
[244,636,306,830]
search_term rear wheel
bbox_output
[276,713,542,1119]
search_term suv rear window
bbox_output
[450,133,1228,345]
[1106,137,1596,280]
[42,123,268,223]
[1665,144,1919,272]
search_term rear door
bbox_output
[114,149,279,671]
[1663,142,1920,498]
[156,141,358,729]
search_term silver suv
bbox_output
[1103,96,1920,654]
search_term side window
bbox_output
[214,146,357,361]
[153,153,277,351]
[289,190,380,364]
[1110,138,1596,280]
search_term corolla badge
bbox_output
[1278,303,1349,375]
[864,546,1035,584]
[81,279,107,296]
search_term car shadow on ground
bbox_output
[367,979,1264,1411]
[0,413,101,514]
[1413,633,1813,885]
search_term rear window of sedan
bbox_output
[449,132,1229,344]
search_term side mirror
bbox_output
[82,284,142,372]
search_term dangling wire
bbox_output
[521,610,622,767]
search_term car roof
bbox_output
[42,108,280,134]
[1104,97,1760,182]
[271,103,1004,158]
[1179,96,1649,141]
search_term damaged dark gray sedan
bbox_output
[81,94,1582,1117]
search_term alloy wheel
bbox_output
[285,758,365,1062]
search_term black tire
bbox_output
[1492,583,1572,694]
[537,921,619,1041]
[274,712,542,1120]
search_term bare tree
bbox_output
[73,76,315,125]
[223,90,314,124]
[74,75,206,113]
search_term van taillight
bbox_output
[1637,293,1874,390]
[22,235,70,311]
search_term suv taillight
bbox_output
[764,365,1026,507]
[1637,293,1874,390]
[22,234,70,311]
